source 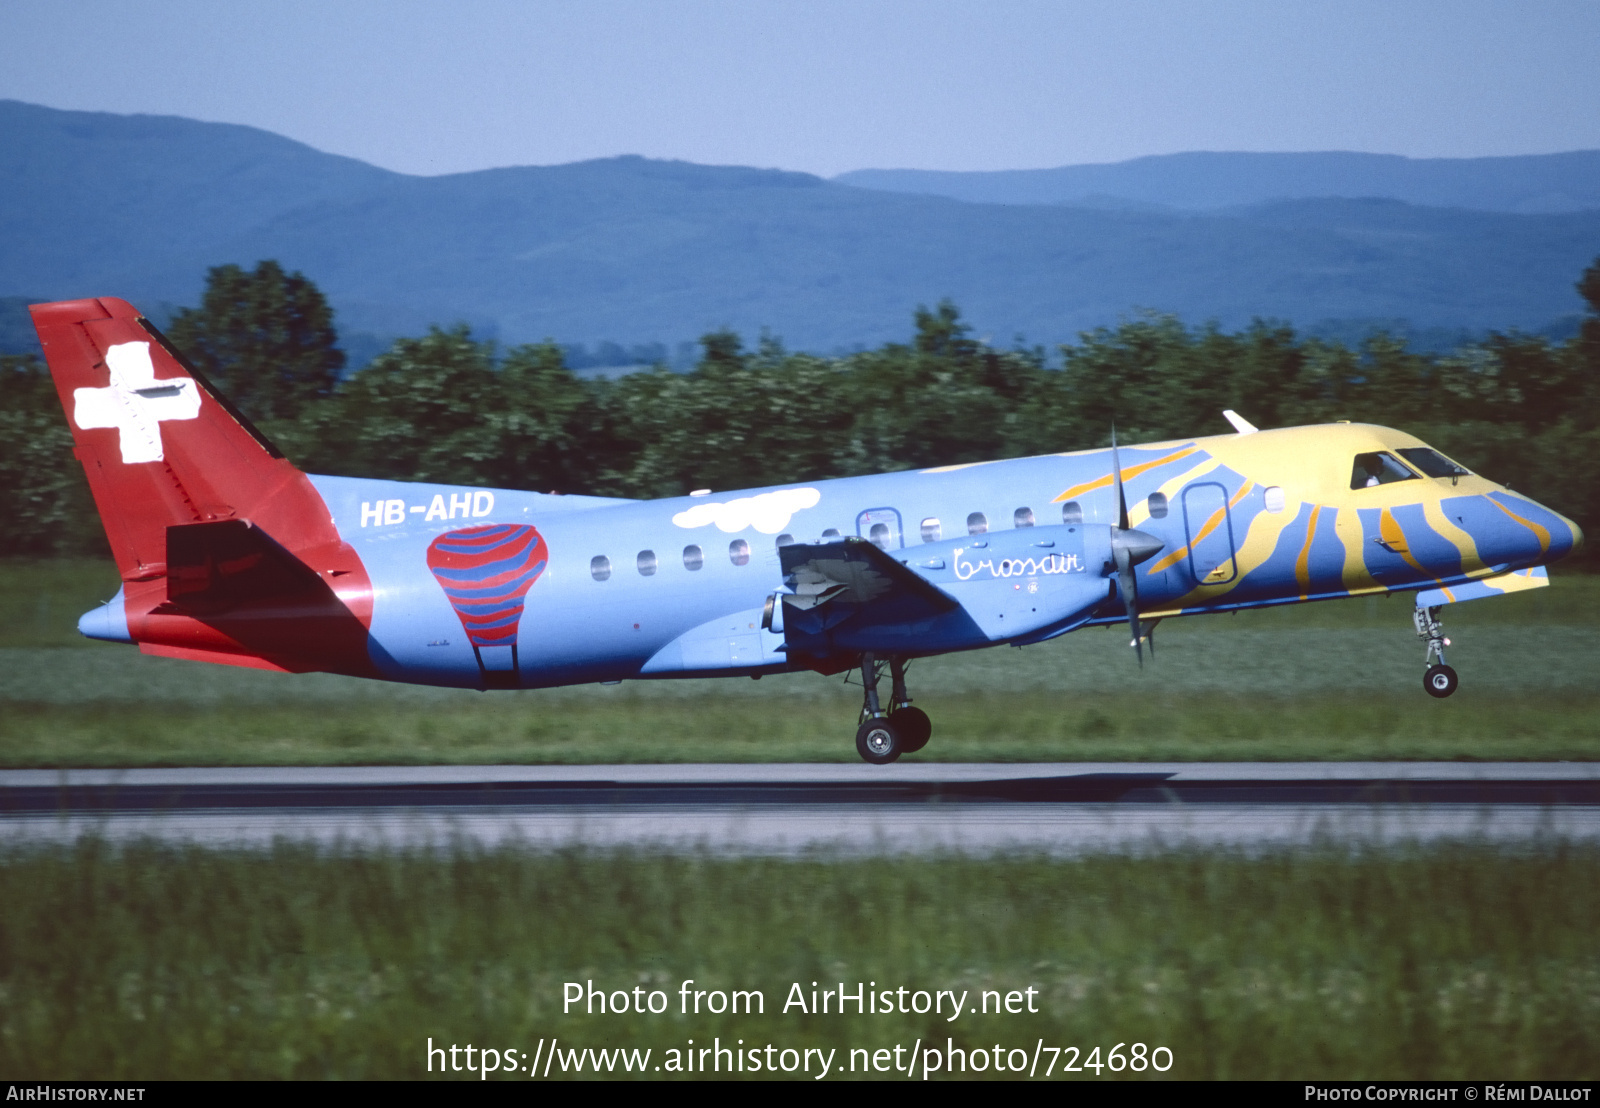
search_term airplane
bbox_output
[31,296,1584,763]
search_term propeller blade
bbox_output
[1111,426,1130,532]
[1114,543,1143,667]
[1106,424,1164,669]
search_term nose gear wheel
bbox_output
[1414,605,1459,698]
[1424,664,1459,698]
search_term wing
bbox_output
[779,537,957,620]
[775,537,963,666]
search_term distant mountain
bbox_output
[835,151,1600,214]
[3,101,1597,356]
[0,100,394,294]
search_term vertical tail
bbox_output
[31,296,376,675]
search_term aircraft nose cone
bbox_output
[1113,527,1165,566]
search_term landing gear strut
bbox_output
[854,653,933,763]
[1414,605,1459,698]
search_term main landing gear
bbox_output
[1414,605,1459,698]
[853,653,932,764]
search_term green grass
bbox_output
[0,842,1595,1080]
[3,559,1598,765]
[0,558,124,650]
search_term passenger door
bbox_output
[1181,482,1239,585]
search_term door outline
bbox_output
[1181,481,1239,585]
[856,507,904,550]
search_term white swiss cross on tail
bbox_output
[72,341,201,463]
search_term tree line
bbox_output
[4,259,1598,563]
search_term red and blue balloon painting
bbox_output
[426,524,547,685]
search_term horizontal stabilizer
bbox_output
[165,519,330,614]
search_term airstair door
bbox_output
[1181,482,1239,585]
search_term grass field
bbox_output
[2,559,1597,765]
[0,841,1595,1080]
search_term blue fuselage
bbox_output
[299,423,1580,691]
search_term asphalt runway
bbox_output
[2,762,1597,854]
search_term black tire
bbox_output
[1424,664,1458,698]
[855,717,902,764]
[890,705,932,753]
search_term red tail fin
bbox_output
[31,296,336,577]
[31,296,375,675]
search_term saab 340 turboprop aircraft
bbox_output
[32,297,1584,762]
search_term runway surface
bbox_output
[3,762,1598,853]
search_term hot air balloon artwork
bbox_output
[426,524,548,687]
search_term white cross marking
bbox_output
[73,341,201,464]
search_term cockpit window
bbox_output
[1351,452,1420,489]
[1397,448,1471,479]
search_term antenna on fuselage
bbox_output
[1222,410,1258,434]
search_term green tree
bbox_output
[598,329,854,497]
[167,260,345,422]
[1058,313,1224,444]
[293,326,500,485]
[1574,256,1600,428]
[1476,332,1574,432]
[1578,257,1600,374]
[490,340,604,493]
[843,301,1047,472]
[0,355,105,555]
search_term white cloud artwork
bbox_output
[671,488,822,534]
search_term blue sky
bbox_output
[2,0,1598,177]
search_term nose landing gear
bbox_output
[1414,605,1458,698]
[853,653,933,763]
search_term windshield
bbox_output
[1351,452,1420,489]
[1397,447,1471,479]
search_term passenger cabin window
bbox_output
[1147,492,1169,519]
[868,522,891,550]
[776,534,794,548]
[1351,452,1420,489]
[822,528,841,540]
[1398,448,1470,480]
[1014,507,1035,528]
[590,555,612,581]
[682,544,704,571]
[729,539,750,566]
[921,518,941,543]
[636,550,657,576]
[1061,501,1083,525]
[1263,486,1287,514]
[967,512,988,535]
